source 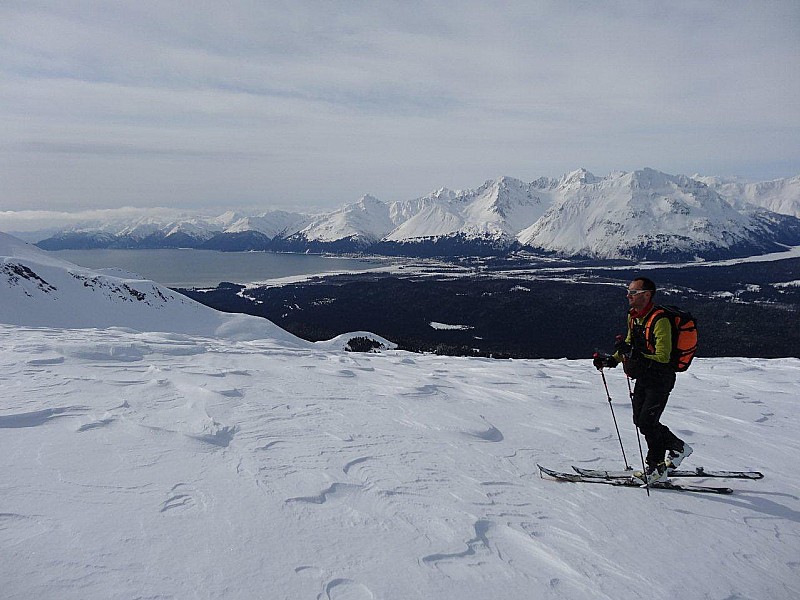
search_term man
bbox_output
[593,277,692,484]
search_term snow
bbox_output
[386,176,551,242]
[429,321,474,330]
[517,169,765,258]
[2,231,800,599]
[291,195,396,244]
[225,210,308,237]
[386,201,466,240]
[0,232,307,345]
[697,174,800,217]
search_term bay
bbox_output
[49,249,394,288]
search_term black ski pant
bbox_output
[631,369,684,467]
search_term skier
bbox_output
[593,277,693,484]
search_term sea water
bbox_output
[50,249,394,288]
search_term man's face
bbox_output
[626,280,652,312]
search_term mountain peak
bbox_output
[519,167,800,260]
[23,168,800,259]
[628,167,679,187]
[561,168,598,187]
[357,194,385,208]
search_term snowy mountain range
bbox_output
[695,174,800,217]
[31,168,800,261]
[2,229,799,600]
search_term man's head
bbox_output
[627,277,656,312]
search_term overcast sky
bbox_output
[1,0,799,216]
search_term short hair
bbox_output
[632,277,657,296]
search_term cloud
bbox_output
[1,1,798,212]
[0,206,202,238]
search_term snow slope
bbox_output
[2,328,798,600]
[698,174,800,217]
[1,231,799,599]
[224,210,308,237]
[286,195,396,245]
[0,232,307,345]
[386,176,550,242]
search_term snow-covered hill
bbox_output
[1,228,798,599]
[0,232,306,344]
[29,169,800,260]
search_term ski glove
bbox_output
[592,352,618,370]
[614,335,631,355]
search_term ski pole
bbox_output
[623,365,650,497]
[634,424,650,497]
[599,369,631,471]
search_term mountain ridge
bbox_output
[30,168,800,261]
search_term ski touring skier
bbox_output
[593,277,693,485]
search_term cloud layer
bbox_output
[2,1,799,211]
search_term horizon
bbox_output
[2,1,799,213]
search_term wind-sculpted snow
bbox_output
[2,323,799,599]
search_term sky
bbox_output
[1,0,799,216]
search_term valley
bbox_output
[179,254,800,360]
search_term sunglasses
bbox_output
[626,289,650,297]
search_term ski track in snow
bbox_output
[1,325,799,599]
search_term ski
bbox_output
[537,465,733,495]
[572,466,763,480]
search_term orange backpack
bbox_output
[641,305,699,372]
